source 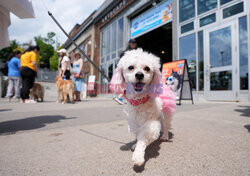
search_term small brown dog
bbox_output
[56,76,74,104]
[30,82,44,102]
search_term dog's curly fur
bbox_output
[110,49,176,166]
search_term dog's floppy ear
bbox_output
[148,68,163,97]
[109,66,125,94]
[150,69,162,86]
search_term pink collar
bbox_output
[124,92,150,106]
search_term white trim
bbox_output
[204,20,238,100]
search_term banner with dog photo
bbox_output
[162,59,193,105]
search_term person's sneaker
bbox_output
[7,97,11,102]
[14,97,20,102]
[24,100,37,104]
[114,97,124,105]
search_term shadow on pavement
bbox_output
[244,124,250,133]
[235,106,250,117]
[0,115,76,135]
[0,109,12,112]
[121,131,174,173]
[80,129,127,144]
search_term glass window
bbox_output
[200,13,216,27]
[198,0,217,15]
[223,2,244,19]
[179,33,196,89]
[108,64,113,80]
[111,22,117,52]
[118,17,124,49]
[239,16,248,90]
[101,30,106,57]
[106,26,111,55]
[181,22,194,33]
[179,0,195,22]
[209,26,232,67]
[220,0,233,5]
[198,31,204,91]
[106,55,110,62]
[101,57,105,63]
[210,71,232,90]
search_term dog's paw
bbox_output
[131,144,136,152]
[160,135,169,142]
[132,153,145,166]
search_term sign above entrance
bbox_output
[131,0,173,38]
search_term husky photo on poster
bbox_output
[162,60,185,99]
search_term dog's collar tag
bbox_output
[124,91,150,106]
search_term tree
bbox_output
[0,40,22,63]
[44,32,56,45]
[49,51,59,70]
[34,36,54,68]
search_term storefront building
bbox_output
[63,12,96,82]
[177,0,250,101]
[94,0,176,93]
[64,0,250,101]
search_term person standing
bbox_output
[58,48,71,80]
[114,39,138,105]
[20,46,40,103]
[72,52,84,101]
[6,50,22,102]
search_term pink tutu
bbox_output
[159,84,176,116]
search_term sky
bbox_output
[8,0,105,46]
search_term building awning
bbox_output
[0,0,34,19]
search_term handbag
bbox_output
[74,72,83,78]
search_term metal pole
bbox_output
[48,11,110,82]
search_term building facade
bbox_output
[63,12,96,82]
[64,0,250,101]
[177,0,250,101]
[94,0,176,93]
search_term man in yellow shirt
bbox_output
[20,46,40,103]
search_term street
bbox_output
[0,98,249,176]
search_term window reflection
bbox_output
[179,0,195,22]
[210,71,232,90]
[179,33,196,89]
[239,16,249,90]
[198,31,204,91]
[198,0,217,15]
[223,2,244,19]
[200,13,216,27]
[220,0,233,5]
[118,17,124,49]
[181,22,194,33]
[209,26,232,67]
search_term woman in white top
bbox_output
[58,48,71,80]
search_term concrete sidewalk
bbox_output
[0,99,249,175]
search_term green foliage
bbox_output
[43,32,56,45]
[34,32,56,68]
[0,40,21,63]
[49,51,59,70]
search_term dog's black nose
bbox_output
[135,72,144,80]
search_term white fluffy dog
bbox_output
[110,49,176,166]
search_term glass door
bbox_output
[205,21,238,100]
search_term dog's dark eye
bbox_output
[144,66,150,72]
[128,66,134,70]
